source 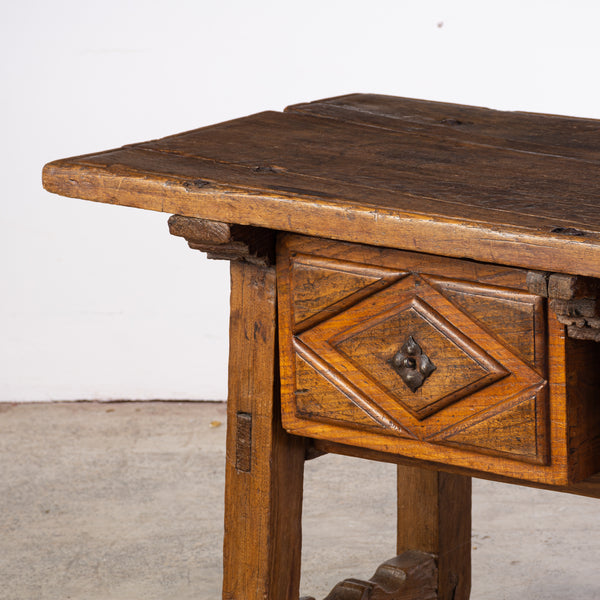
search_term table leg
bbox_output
[222,261,306,600]
[397,466,472,600]
[306,466,471,600]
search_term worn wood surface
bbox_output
[302,551,438,600]
[43,94,600,278]
[277,234,600,487]
[287,94,600,161]
[223,262,305,600]
[168,215,275,264]
[397,467,471,600]
[527,271,600,341]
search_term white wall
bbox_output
[2,0,600,401]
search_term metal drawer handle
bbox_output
[389,336,436,393]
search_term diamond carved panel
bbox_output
[334,299,507,420]
[288,253,405,331]
[427,276,546,373]
[297,273,547,453]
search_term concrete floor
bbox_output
[1,402,599,600]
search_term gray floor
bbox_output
[1,402,599,600]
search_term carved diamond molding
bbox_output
[297,274,545,442]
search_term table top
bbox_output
[43,94,600,277]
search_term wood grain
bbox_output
[396,467,471,600]
[431,278,546,372]
[437,394,540,460]
[43,95,600,278]
[168,215,275,264]
[529,271,600,342]
[327,290,511,421]
[277,234,600,486]
[289,253,404,330]
[223,262,305,600]
[287,93,600,162]
[294,354,391,433]
[278,235,568,485]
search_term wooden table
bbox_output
[43,94,600,600]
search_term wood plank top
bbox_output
[43,94,600,277]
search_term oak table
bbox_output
[43,94,600,600]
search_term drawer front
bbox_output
[277,235,593,486]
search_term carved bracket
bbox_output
[527,271,600,341]
[300,551,437,600]
[168,215,275,265]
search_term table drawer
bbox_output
[277,234,600,486]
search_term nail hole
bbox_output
[183,179,211,190]
[253,165,286,173]
[551,227,586,237]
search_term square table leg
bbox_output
[222,261,306,600]
[397,465,472,600]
